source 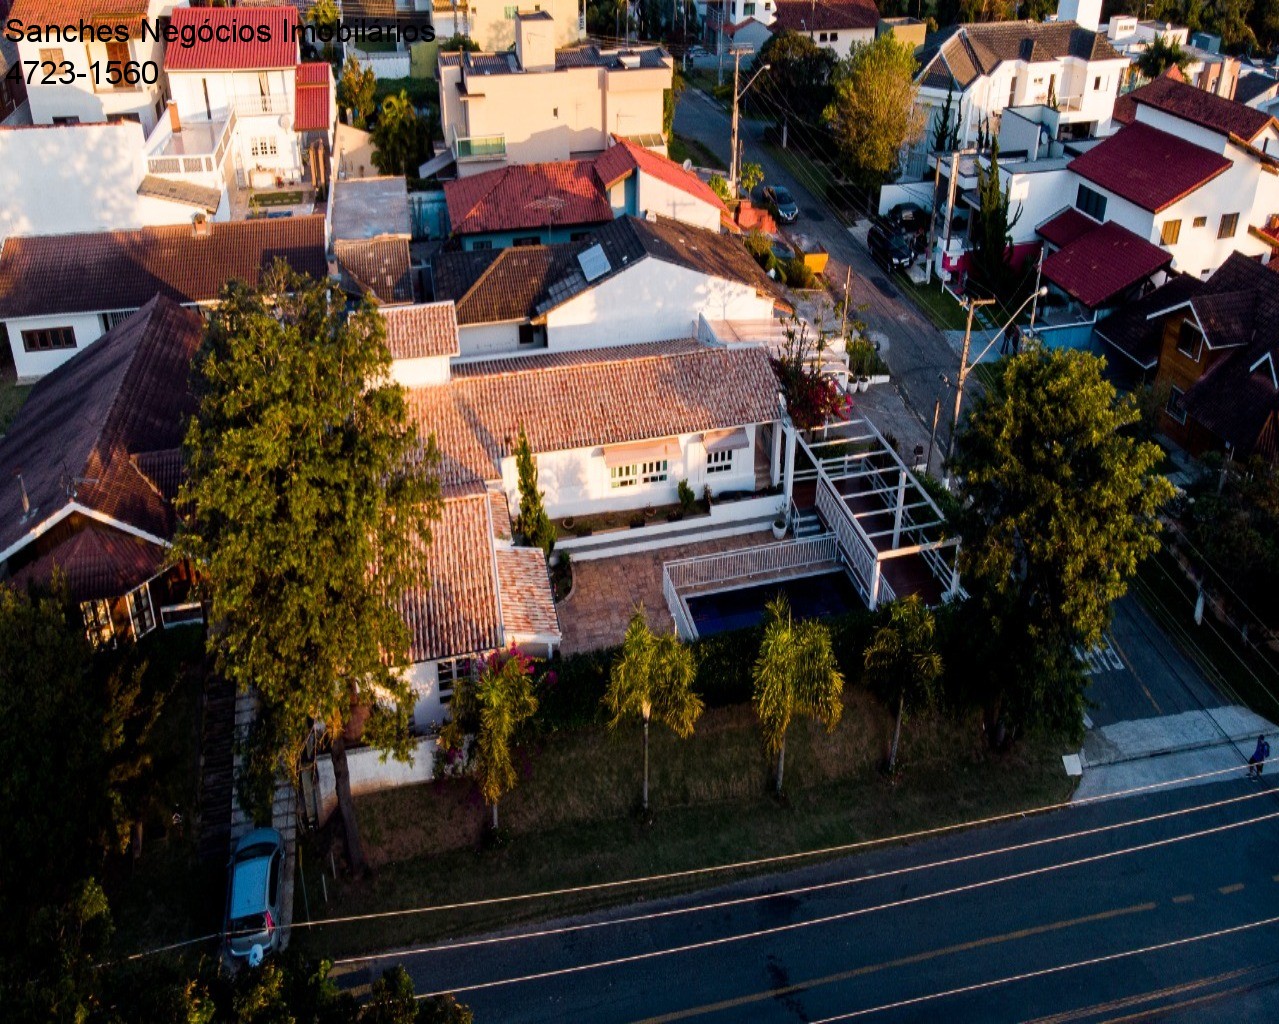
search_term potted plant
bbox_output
[562,516,575,531]
[772,515,787,540]
[857,376,870,392]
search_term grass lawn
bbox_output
[894,273,970,332]
[374,75,438,109]
[668,132,724,171]
[1131,550,1279,722]
[295,695,1073,958]
[250,190,306,208]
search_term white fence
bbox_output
[349,47,411,79]
[313,734,436,821]
[815,477,894,607]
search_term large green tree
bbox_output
[372,91,430,177]
[604,609,703,811]
[824,35,925,187]
[968,141,1022,301]
[752,594,845,794]
[1135,35,1193,79]
[952,348,1174,741]
[754,31,838,131]
[181,263,441,876]
[337,54,377,129]
[863,596,942,774]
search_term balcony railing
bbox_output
[453,131,506,162]
[145,111,236,177]
[233,94,292,117]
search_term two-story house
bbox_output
[8,0,167,131]
[438,11,672,176]
[426,0,583,51]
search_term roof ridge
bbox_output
[458,340,711,378]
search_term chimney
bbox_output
[167,99,181,134]
[193,212,211,238]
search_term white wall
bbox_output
[635,174,722,231]
[391,355,452,388]
[500,425,760,520]
[0,122,196,243]
[5,311,110,381]
[545,261,775,350]
[1004,165,1078,244]
[314,733,438,819]
[19,33,164,131]
[457,321,523,358]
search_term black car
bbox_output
[762,185,800,223]
[868,224,915,270]
[887,203,928,234]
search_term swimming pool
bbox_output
[685,570,861,638]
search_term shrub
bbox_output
[744,227,773,264]
[677,479,697,515]
[708,173,733,203]
[533,648,615,731]
[846,339,889,377]
[785,258,817,289]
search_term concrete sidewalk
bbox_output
[1073,705,1278,801]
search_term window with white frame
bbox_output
[706,449,734,474]
[437,656,471,706]
[81,599,114,648]
[610,459,669,488]
[127,584,156,638]
[1166,385,1188,424]
[250,136,278,158]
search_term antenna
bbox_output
[15,471,35,523]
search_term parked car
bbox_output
[224,828,284,962]
[868,224,915,271]
[887,202,928,235]
[763,185,800,223]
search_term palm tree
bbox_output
[863,596,943,775]
[604,608,703,811]
[371,91,424,176]
[443,647,538,831]
[752,594,845,794]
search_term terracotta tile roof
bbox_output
[553,44,668,70]
[1036,207,1100,249]
[7,524,169,602]
[400,492,503,662]
[1068,122,1232,213]
[593,136,727,212]
[294,61,331,131]
[771,0,879,32]
[0,297,203,560]
[8,0,148,35]
[495,546,560,639]
[487,488,512,542]
[136,176,222,213]
[165,6,300,71]
[917,21,1122,90]
[405,342,779,488]
[1128,74,1275,142]
[1040,219,1173,309]
[1094,273,1202,370]
[335,237,414,305]
[432,245,583,325]
[380,302,460,359]
[0,215,327,318]
[444,161,613,237]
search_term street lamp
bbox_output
[943,287,1048,475]
[729,57,770,196]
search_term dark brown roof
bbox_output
[335,237,415,305]
[0,215,328,319]
[0,296,202,563]
[1128,74,1275,143]
[1040,219,1173,309]
[771,0,879,33]
[1094,274,1202,370]
[7,523,169,601]
[1234,71,1279,106]
[918,21,1123,90]
[432,245,584,326]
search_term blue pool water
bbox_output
[686,571,861,637]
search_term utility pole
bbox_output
[925,396,941,477]
[924,148,944,285]
[1029,243,1045,329]
[730,48,742,193]
[839,265,851,340]
[945,296,996,472]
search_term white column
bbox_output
[891,469,907,549]
[782,425,797,506]
[869,560,883,611]
[770,421,783,487]
[947,555,961,601]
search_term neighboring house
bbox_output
[330,176,415,305]
[431,214,788,358]
[769,0,879,59]
[438,12,673,175]
[0,296,204,646]
[443,136,728,250]
[382,301,460,387]
[427,0,583,51]
[0,214,328,379]
[905,18,1127,179]
[9,0,167,131]
[1236,69,1279,109]
[162,6,335,195]
[709,16,774,56]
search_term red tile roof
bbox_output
[1068,122,1232,213]
[7,525,169,602]
[444,161,613,236]
[1128,73,1275,143]
[0,215,328,318]
[294,61,331,131]
[495,546,560,639]
[165,6,300,71]
[771,0,880,32]
[1036,207,1101,248]
[594,135,728,213]
[1041,220,1173,309]
[381,303,460,359]
[8,0,148,35]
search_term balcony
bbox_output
[144,111,236,179]
[233,94,292,118]
[453,131,506,163]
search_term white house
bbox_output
[431,215,789,359]
[8,0,168,131]
[767,0,879,59]
[426,0,584,51]
[438,12,673,176]
[0,214,328,379]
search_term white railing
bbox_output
[664,534,839,593]
[815,476,882,606]
[145,111,236,177]
[234,95,292,117]
[663,566,695,640]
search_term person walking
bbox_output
[1249,735,1270,779]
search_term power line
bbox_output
[411,808,1279,997]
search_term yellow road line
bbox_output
[629,902,1158,1024]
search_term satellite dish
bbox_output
[279,113,292,131]
[683,158,693,170]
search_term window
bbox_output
[743,1,755,13]
[1094,76,1102,90]
[505,5,517,16]
[127,584,156,638]
[81,600,115,649]
[1008,77,1016,108]
[1160,219,1182,246]
[51,116,80,125]
[38,47,64,66]
[513,235,540,246]
[250,136,278,158]
[1176,318,1203,361]
[1165,385,1188,424]
[610,459,669,488]
[437,657,471,706]
[552,106,558,117]
[706,449,734,474]
[611,464,638,488]
[101,310,135,332]
[818,32,828,42]
[471,240,493,251]
[641,459,668,483]
[1218,212,1239,239]
[517,323,547,347]
[21,326,76,352]
[1075,184,1107,221]
[1193,216,1207,228]
[830,32,838,40]
[569,231,591,242]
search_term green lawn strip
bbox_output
[1131,551,1279,721]
[294,699,1073,959]
[893,274,969,332]
[669,132,724,171]
[250,191,306,208]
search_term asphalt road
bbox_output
[335,779,1279,1021]
[673,89,962,437]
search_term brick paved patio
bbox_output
[558,531,772,654]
